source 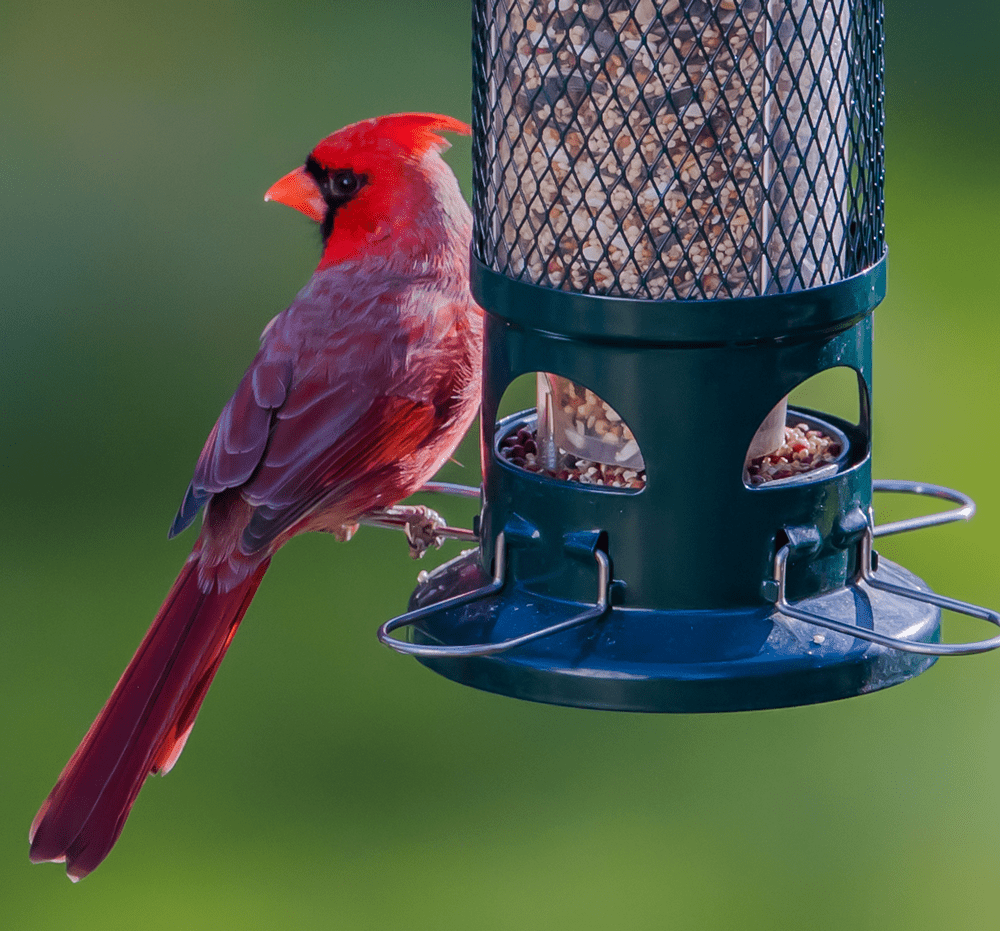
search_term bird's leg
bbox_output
[360,505,448,559]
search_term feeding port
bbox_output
[378,0,1000,711]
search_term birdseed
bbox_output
[745,422,842,484]
[476,0,853,300]
[499,424,647,489]
[500,420,841,488]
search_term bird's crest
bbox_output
[312,112,471,164]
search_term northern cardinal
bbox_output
[30,112,483,881]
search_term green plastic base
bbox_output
[408,549,939,713]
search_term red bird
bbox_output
[29,112,482,881]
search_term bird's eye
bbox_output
[329,170,362,199]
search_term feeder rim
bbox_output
[471,253,887,347]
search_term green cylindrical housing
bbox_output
[475,260,879,613]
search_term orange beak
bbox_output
[264,166,325,223]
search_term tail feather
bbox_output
[29,551,269,881]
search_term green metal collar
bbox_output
[471,252,887,347]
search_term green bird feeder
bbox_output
[378,0,1000,711]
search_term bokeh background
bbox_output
[3,1,999,928]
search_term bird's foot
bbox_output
[361,505,447,559]
[402,506,448,559]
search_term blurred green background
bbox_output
[3,1,999,928]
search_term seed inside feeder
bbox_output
[477,0,853,299]
[499,423,647,490]
[746,422,843,485]
[502,418,840,489]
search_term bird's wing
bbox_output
[168,352,293,538]
[169,278,467,552]
[238,391,440,552]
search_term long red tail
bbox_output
[29,551,269,881]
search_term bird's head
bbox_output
[265,112,471,270]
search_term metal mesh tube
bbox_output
[472,0,884,301]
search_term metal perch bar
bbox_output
[770,501,1000,656]
[378,534,612,658]
[872,479,976,537]
[418,481,482,499]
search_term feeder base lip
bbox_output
[405,551,940,713]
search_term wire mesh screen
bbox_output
[472,0,885,300]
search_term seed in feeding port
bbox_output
[499,424,647,490]
[746,424,844,484]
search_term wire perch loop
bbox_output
[871,478,975,538]
[770,480,1000,656]
[377,532,612,658]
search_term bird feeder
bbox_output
[378,0,1000,711]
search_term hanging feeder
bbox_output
[378,0,1000,711]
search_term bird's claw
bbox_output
[359,505,448,558]
[402,506,447,559]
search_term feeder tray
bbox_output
[384,477,998,714]
[376,0,1000,710]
